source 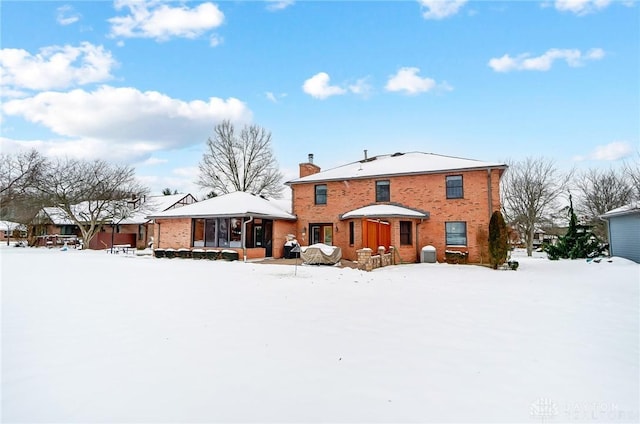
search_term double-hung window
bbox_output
[445,221,467,246]
[376,180,390,202]
[315,184,327,205]
[446,175,463,199]
[400,221,412,245]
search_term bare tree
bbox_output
[501,157,572,256]
[0,149,47,216]
[197,120,284,198]
[574,167,634,239]
[623,152,640,201]
[40,158,148,247]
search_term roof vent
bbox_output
[391,152,404,157]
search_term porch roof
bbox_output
[147,191,296,221]
[340,204,429,220]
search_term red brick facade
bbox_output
[290,161,504,263]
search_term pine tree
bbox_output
[545,194,603,260]
[489,210,509,269]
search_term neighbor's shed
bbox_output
[600,202,640,263]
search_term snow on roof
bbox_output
[340,204,429,220]
[42,207,76,225]
[121,194,195,224]
[286,151,507,184]
[0,220,26,231]
[148,191,296,220]
[600,201,640,219]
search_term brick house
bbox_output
[286,152,507,264]
[148,191,297,260]
[33,193,196,249]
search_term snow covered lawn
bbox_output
[2,247,638,423]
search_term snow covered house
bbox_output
[147,191,297,260]
[287,152,507,263]
[600,202,640,263]
[0,220,27,242]
[34,194,196,249]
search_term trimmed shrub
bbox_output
[192,249,206,259]
[177,248,192,259]
[221,250,239,261]
[445,250,468,264]
[154,248,165,258]
[489,210,509,269]
[206,250,221,260]
[165,248,176,259]
[507,260,519,270]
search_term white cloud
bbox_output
[574,141,635,162]
[109,0,224,41]
[209,34,223,47]
[419,0,467,19]
[266,0,295,11]
[56,5,81,25]
[385,67,438,95]
[488,48,605,72]
[0,42,117,92]
[554,0,612,15]
[139,157,169,166]
[2,86,252,162]
[302,72,346,99]
[348,77,373,97]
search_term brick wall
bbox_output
[155,218,192,249]
[291,168,504,263]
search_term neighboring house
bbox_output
[286,152,507,263]
[600,202,640,263]
[0,220,27,242]
[147,191,297,260]
[104,193,197,249]
[33,193,197,249]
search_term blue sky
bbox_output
[1,0,638,196]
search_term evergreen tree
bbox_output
[545,194,603,260]
[489,210,509,269]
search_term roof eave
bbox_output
[286,164,508,186]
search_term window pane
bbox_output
[400,221,412,245]
[218,218,229,247]
[204,219,216,247]
[445,221,467,245]
[376,180,390,202]
[446,175,463,199]
[315,185,327,205]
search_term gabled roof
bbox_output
[41,207,77,225]
[340,204,429,220]
[286,151,507,185]
[600,202,640,219]
[121,193,197,224]
[147,191,296,220]
[39,194,197,226]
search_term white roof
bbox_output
[600,202,640,219]
[0,220,26,231]
[341,204,429,220]
[287,151,507,184]
[42,207,76,225]
[148,191,296,220]
[121,194,196,224]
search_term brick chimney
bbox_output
[299,153,321,178]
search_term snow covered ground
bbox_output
[2,246,638,423]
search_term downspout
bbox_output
[242,216,254,262]
[156,222,160,249]
[487,168,493,218]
